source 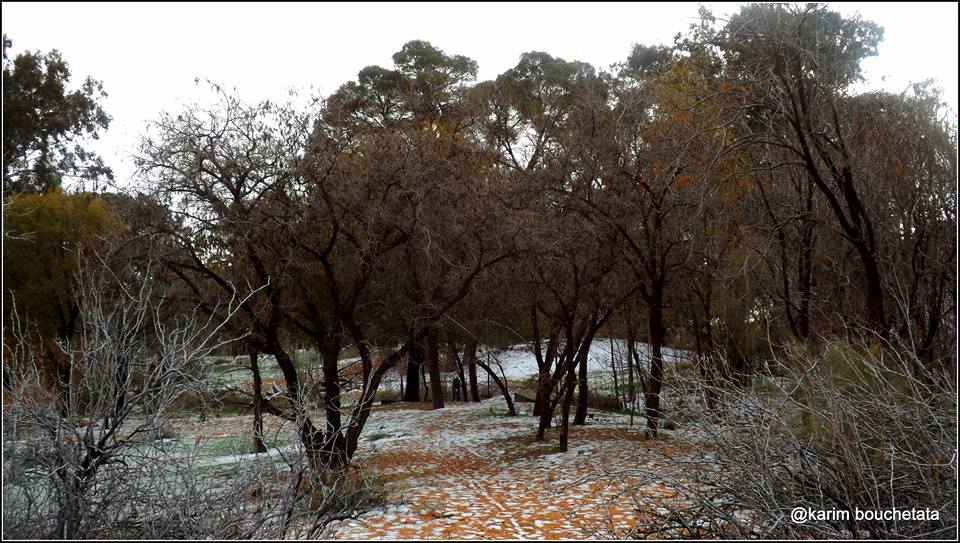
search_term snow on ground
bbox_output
[372,339,693,394]
[483,338,691,381]
[48,377,706,539]
[324,398,707,540]
[215,340,692,397]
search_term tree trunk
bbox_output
[558,356,578,452]
[797,217,815,340]
[402,338,422,402]
[474,352,516,415]
[426,329,444,409]
[533,366,550,422]
[448,340,468,403]
[626,327,635,426]
[422,356,429,402]
[342,340,418,461]
[318,335,344,459]
[465,338,480,402]
[611,336,622,410]
[644,298,665,438]
[536,346,570,439]
[859,245,888,337]
[271,344,326,468]
[532,334,558,419]
[573,334,595,425]
[57,477,85,539]
[110,353,128,430]
[250,349,267,454]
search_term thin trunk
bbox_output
[110,354,128,430]
[250,349,267,454]
[465,338,480,402]
[562,328,598,449]
[630,337,647,405]
[533,365,550,422]
[318,336,343,458]
[57,477,85,539]
[860,246,888,337]
[426,330,443,409]
[611,336,621,411]
[573,334,596,425]
[644,297,665,438]
[797,214,815,340]
[558,356,578,452]
[402,338,422,402]
[532,334,558,418]
[537,344,571,440]
[271,344,325,468]
[475,351,516,415]
[626,327,635,426]
[448,340,468,403]
[421,356,429,402]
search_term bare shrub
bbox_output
[590,338,956,539]
[2,256,379,539]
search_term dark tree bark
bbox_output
[464,338,480,402]
[402,338,422,402]
[611,336,622,411]
[447,340,468,403]
[317,334,344,458]
[422,360,429,402]
[426,329,444,409]
[573,333,597,425]
[558,341,591,452]
[474,353,517,416]
[644,290,666,438]
[626,325,636,425]
[536,343,571,440]
[249,349,267,454]
[268,341,332,468]
[531,311,559,419]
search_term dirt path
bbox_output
[331,400,700,540]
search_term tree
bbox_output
[3,248,248,538]
[136,83,325,464]
[3,35,112,195]
[301,87,516,444]
[712,4,891,335]
[475,50,635,446]
[391,39,478,120]
[597,46,730,433]
[3,190,121,391]
[320,40,493,413]
[325,39,477,130]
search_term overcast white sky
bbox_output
[2,2,957,188]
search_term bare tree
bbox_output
[2,249,252,538]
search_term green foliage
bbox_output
[3,190,122,344]
[495,51,599,117]
[625,44,672,76]
[783,341,938,456]
[720,3,884,89]
[2,34,112,194]
[327,39,478,127]
[392,39,477,82]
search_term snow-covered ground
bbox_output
[322,398,705,539]
[207,340,693,403]
[481,338,691,381]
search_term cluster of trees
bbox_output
[5,3,956,484]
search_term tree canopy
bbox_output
[2,34,112,195]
